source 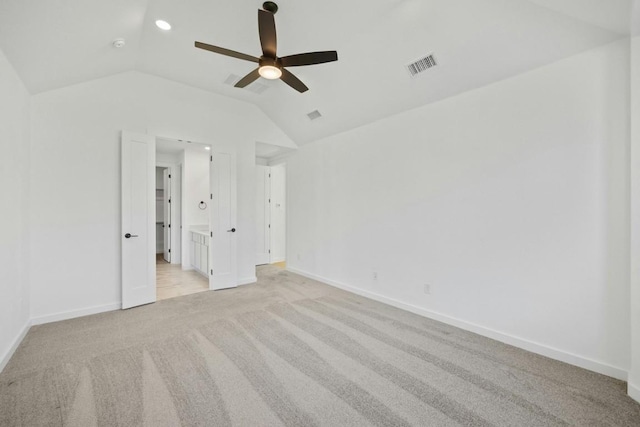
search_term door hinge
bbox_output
[269,249,271,253]
[211,269,213,275]
[168,224,171,228]
[168,174,171,179]
[269,198,271,203]
[269,173,271,177]
[168,249,171,253]
[210,155,213,162]
[168,199,171,203]
[210,194,213,200]
[268,224,271,228]
[210,231,213,237]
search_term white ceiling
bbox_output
[255,141,295,159]
[156,137,210,155]
[0,0,632,145]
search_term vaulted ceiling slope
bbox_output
[0,0,631,145]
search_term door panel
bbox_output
[163,169,171,262]
[255,165,270,265]
[210,150,237,290]
[121,131,156,309]
[270,164,286,263]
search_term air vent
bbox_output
[307,110,322,121]
[223,74,240,85]
[407,54,437,77]
[223,74,269,94]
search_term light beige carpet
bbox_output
[1,265,639,426]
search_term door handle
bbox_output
[227,228,236,233]
[124,233,139,239]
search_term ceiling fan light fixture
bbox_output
[155,20,172,31]
[259,65,282,80]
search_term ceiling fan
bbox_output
[195,1,338,93]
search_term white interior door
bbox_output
[256,165,271,265]
[121,131,156,309]
[210,149,237,290]
[270,164,286,263]
[163,168,171,262]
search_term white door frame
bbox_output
[157,161,181,265]
[162,168,171,262]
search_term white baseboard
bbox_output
[31,302,121,326]
[271,258,285,264]
[0,320,31,373]
[238,276,257,286]
[629,382,640,403]
[287,267,628,381]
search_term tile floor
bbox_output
[156,254,209,300]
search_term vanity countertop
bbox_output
[190,226,209,237]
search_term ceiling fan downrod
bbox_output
[262,1,278,14]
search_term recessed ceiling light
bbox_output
[205,146,211,150]
[155,20,172,31]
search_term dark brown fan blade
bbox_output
[280,69,309,93]
[258,9,277,58]
[195,41,259,63]
[280,51,338,67]
[235,68,261,88]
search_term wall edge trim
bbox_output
[238,276,257,286]
[287,266,629,381]
[629,382,640,403]
[0,320,32,373]
[31,302,121,326]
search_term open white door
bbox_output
[270,164,286,263]
[256,165,271,265]
[210,149,237,290]
[163,168,171,262]
[121,131,156,309]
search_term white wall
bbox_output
[0,48,30,369]
[237,140,258,282]
[183,148,210,227]
[181,147,210,269]
[155,167,165,190]
[286,40,631,378]
[29,71,292,321]
[629,22,640,401]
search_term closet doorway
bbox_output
[155,167,171,263]
[255,163,286,267]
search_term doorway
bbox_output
[156,144,210,301]
[255,162,286,268]
[121,132,238,309]
[155,166,171,263]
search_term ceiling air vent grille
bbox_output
[223,74,269,94]
[307,110,322,121]
[407,54,437,77]
[224,74,240,85]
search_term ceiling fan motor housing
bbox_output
[263,2,278,14]
[260,56,281,68]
